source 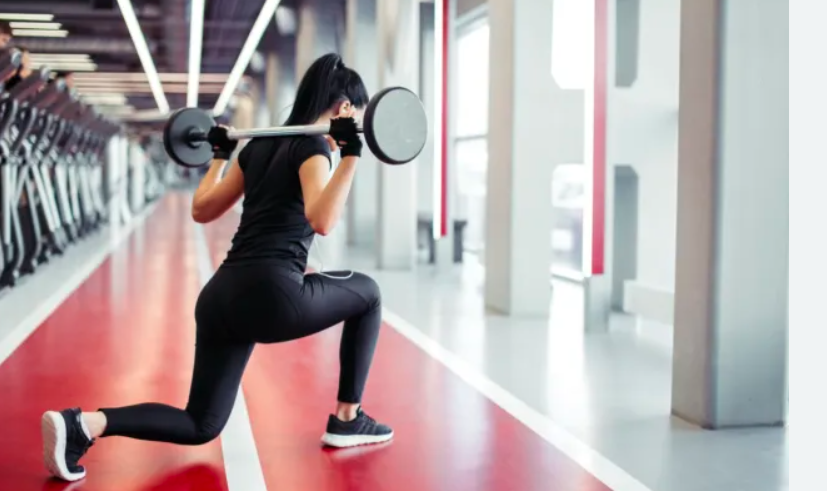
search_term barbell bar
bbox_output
[163,86,429,168]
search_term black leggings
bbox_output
[99,263,382,445]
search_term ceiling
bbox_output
[2,0,300,117]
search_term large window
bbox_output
[549,0,592,280]
[551,164,586,279]
[453,6,590,280]
[454,18,489,258]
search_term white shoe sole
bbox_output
[41,411,86,482]
[321,431,394,448]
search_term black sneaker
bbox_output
[321,408,394,448]
[41,408,95,481]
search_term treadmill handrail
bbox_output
[7,67,50,101]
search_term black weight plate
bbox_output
[163,107,214,168]
[363,87,428,165]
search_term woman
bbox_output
[41,53,392,483]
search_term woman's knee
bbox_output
[353,272,381,309]
[187,416,226,445]
[189,425,222,445]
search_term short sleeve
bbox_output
[291,136,332,173]
[237,141,254,171]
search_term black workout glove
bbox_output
[207,126,238,160]
[329,117,362,158]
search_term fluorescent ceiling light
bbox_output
[12,29,68,37]
[35,63,97,68]
[77,84,224,94]
[75,80,225,88]
[10,21,61,29]
[73,72,229,83]
[187,0,205,107]
[116,0,169,113]
[31,56,92,64]
[39,65,98,72]
[31,53,91,59]
[32,60,96,67]
[213,0,281,116]
[0,13,54,21]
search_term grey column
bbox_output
[344,0,379,248]
[265,53,281,126]
[375,0,419,269]
[671,0,788,428]
[484,0,559,316]
[295,0,341,82]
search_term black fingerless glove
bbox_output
[329,117,363,158]
[207,126,238,160]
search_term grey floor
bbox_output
[329,246,788,491]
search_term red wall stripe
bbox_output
[591,0,608,275]
[439,0,449,238]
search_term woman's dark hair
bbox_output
[284,53,369,126]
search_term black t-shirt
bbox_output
[223,135,331,272]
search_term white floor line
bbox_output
[380,308,653,491]
[243,208,650,489]
[0,203,159,366]
[192,222,268,491]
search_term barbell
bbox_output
[163,86,428,168]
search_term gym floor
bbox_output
[0,193,787,491]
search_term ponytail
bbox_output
[284,53,370,126]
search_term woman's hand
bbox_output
[207,125,238,160]
[327,107,362,158]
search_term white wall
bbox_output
[610,0,681,324]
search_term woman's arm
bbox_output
[299,155,358,236]
[191,157,245,223]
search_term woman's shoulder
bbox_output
[290,135,331,157]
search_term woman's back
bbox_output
[224,135,331,272]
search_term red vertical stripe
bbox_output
[591,0,608,275]
[439,0,450,238]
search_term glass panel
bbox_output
[551,0,593,89]
[455,137,488,255]
[456,23,490,137]
[551,163,586,278]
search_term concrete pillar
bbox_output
[265,53,281,126]
[484,0,558,315]
[671,0,788,428]
[230,91,255,130]
[295,0,340,81]
[344,0,379,248]
[375,0,419,269]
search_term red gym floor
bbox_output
[0,194,612,491]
